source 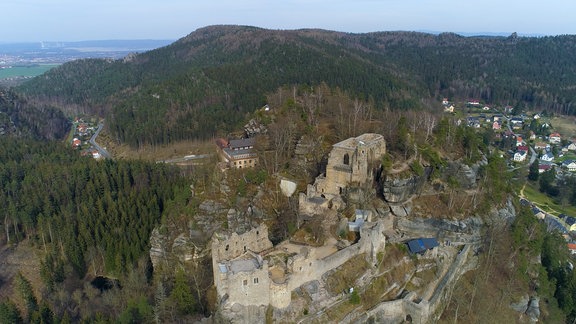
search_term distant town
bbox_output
[0,40,173,84]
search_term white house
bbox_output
[514,151,527,162]
[549,133,562,144]
[568,142,576,151]
[541,152,554,162]
[563,160,576,172]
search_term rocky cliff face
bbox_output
[395,216,484,244]
[381,167,430,203]
[443,159,486,190]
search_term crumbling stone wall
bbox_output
[212,221,387,310]
[212,224,274,308]
[213,224,273,261]
[317,133,386,196]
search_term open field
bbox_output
[0,64,59,79]
[549,116,576,139]
[96,129,215,161]
[521,181,576,217]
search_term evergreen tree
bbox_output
[528,159,539,181]
[0,300,23,324]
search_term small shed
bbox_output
[406,238,439,254]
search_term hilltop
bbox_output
[14,25,576,149]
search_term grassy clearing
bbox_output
[522,181,576,216]
[325,254,369,295]
[96,129,215,161]
[550,116,576,139]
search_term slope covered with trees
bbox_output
[0,138,193,321]
[16,26,576,147]
[0,89,69,140]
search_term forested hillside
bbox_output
[0,89,69,140]
[0,139,192,322]
[17,26,576,147]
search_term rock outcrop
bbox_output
[381,168,430,203]
[510,295,540,322]
[395,216,483,244]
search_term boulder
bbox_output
[390,205,409,217]
[525,296,540,321]
[280,179,297,197]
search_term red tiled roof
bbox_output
[215,138,228,149]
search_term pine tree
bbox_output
[528,159,539,181]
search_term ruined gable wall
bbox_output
[212,224,274,307]
[319,134,386,196]
[213,224,273,261]
[221,265,271,307]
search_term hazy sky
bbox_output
[1,0,575,42]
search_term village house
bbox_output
[562,160,576,172]
[568,142,576,151]
[467,117,480,128]
[513,150,527,162]
[510,117,523,129]
[534,141,549,151]
[72,138,81,148]
[540,152,554,162]
[568,243,576,255]
[539,163,553,173]
[566,217,576,232]
[549,132,562,144]
[532,207,546,220]
[216,137,258,169]
[492,121,501,130]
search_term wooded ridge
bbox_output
[15,25,576,147]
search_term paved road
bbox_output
[89,123,112,159]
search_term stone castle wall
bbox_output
[213,225,273,261]
[218,264,271,307]
[319,133,386,196]
[212,224,274,307]
[212,220,387,310]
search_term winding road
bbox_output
[89,122,112,159]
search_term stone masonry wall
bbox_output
[320,134,386,196]
[213,224,273,261]
[218,265,271,307]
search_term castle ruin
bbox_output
[300,133,386,217]
[211,221,386,309]
[211,133,388,311]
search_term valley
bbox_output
[2,26,576,323]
